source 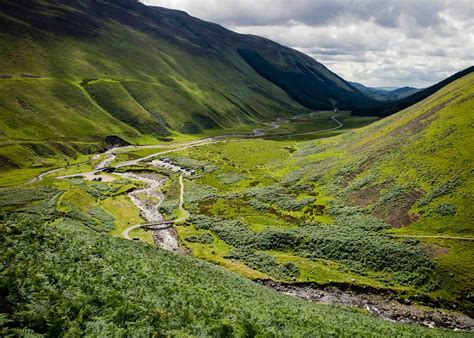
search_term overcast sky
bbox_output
[141,0,473,88]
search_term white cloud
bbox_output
[141,0,474,87]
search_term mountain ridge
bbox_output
[0,0,376,139]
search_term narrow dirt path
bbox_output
[392,235,474,241]
[122,224,143,240]
[175,174,190,223]
[252,119,281,136]
[29,168,62,183]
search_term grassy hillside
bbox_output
[154,73,473,314]
[0,0,376,150]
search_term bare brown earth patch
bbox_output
[348,183,387,207]
[423,243,450,258]
[387,94,462,138]
[348,94,462,157]
[374,189,424,228]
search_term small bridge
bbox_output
[141,221,175,231]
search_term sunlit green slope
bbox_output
[297,72,474,309]
[0,0,376,151]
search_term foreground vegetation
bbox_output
[0,215,461,336]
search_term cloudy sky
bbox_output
[141,0,474,88]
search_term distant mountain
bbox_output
[375,87,399,91]
[385,86,420,100]
[350,82,420,101]
[352,66,474,116]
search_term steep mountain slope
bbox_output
[300,72,474,310]
[0,0,375,145]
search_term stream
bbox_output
[259,281,473,331]
[116,172,180,251]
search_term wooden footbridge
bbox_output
[141,221,174,231]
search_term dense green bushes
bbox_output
[185,233,213,244]
[297,226,433,286]
[226,248,300,280]
[0,187,58,208]
[418,179,460,207]
[436,203,457,216]
[216,171,244,184]
[244,183,314,211]
[192,203,434,286]
[0,220,446,336]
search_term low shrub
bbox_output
[226,248,300,280]
[185,233,213,244]
[435,202,456,216]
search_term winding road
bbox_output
[28,113,346,250]
[31,112,345,183]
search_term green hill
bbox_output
[1,73,471,335]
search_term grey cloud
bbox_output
[143,0,450,29]
[141,0,473,87]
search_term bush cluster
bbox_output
[245,184,314,211]
[208,209,432,286]
[435,202,456,216]
[418,179,459,207]
[226,248,299,280]
[0,187,58,208]
[64,207,114,233]
[185,233,213,244]
[217,171,244,184]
